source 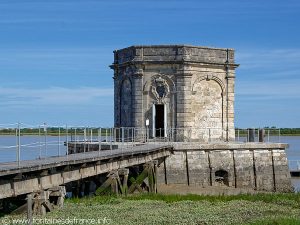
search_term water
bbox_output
[279,136,300,192]
[1,135,300,190]
[0,135,68,163]
[0,134,107,163]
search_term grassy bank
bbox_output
[2,193,300,225]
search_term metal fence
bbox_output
[235,128,282,142]
[288,160,300,171]
[0,123,287,165]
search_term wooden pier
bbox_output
[0,143,172,214]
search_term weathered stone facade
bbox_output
[157,143,292,192]
[111,45,238,141]
[111,45,292,193]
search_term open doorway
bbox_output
[155,104,164,137]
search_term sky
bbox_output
[0,0,299,128]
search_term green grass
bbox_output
[122,192,300,204]
[247,218,300,225]
[3,193,300,225]
[66,192,300,207]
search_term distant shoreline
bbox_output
[0,128,299,136]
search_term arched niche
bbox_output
[119,78,132,127]
[191,75,225,141]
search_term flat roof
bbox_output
[114,44,235,52]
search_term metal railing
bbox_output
[235,128,282,143]
[288,160,300,171]
[0,123,289,166]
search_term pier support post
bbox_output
[23,186,67,216]
[118,168,129,196]
[95,161,159,196]
[27,194,33,225]
[95,168,129,196]
[128,160,158,194]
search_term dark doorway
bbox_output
[155,104,164,137]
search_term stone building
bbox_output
[111,45,238,141]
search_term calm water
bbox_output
[0,135,68,163]
[1,135,300,190]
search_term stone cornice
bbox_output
[113,44,235,52]
[110,61,239,69]
[171,142,289,151]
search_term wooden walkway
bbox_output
[0,143,172,177]
[0,143,173,199]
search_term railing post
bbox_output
[66,125,69,156]
[70,127,73,142]
[87,127,90,152]
[122,127,124,153]
[91,128,93,142]
[39,125,41,158]
[16,122,21,167]
[146,126,149,143]
[259,129,265,142]
[126,127,129,149]
[84,127,87,153]
[131,127,134,147]
[110,128,113,151]
[98,127,102,156]
[114,128,116,143]
[44,123,47,157]
[58,127,61,156]
[106,128,108,143]
[74,128,77,154]
[247,129,249,142]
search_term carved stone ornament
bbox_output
[151,76,170,103]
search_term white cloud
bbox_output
[0,86,113,106]
[236,48,300,70]
[236,79,300,100]
[234,48,300,102]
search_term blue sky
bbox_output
[0,0,299,128]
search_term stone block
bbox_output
[0,183,13,199]
[254,150,274,191]
[62,170,81,184]
[165,151,188,184]
[187,151,210,186]
[14,178,39,196]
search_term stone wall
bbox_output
[111,45,238,141]
[157,142,293,192]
